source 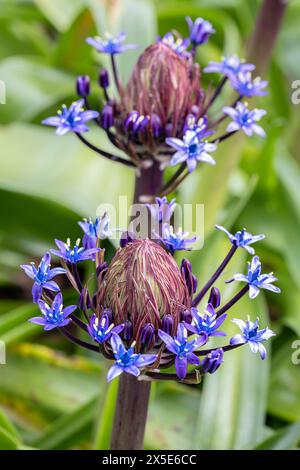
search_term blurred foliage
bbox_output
[0,0,300,450]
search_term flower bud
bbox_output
[161,314,174,335]
[120,231,136,248]
[181,259,197,296]
[103,239,190,333]
[122,320,133,341]
[202,348,224,374]
[140,323,155,350]
[101,104,114,129]
[181,309,193,324]
[208,287,221,308]
[125,42,201,134]
[76,75,90,97]
[99,69,110,89]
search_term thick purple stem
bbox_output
[215,284,249,317]
[110,164,163,450]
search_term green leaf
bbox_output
[31,396,99,449]
[0,58,74,124]
[0,426,20,450]
[0,124,133,216]
[0,407,19,439]
[34,0,85,32]
[268,335,300,422]
[93,377,118,450]
[254,421,300,450]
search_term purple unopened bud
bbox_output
[208,287,221,308]
[151,114,162,138]
[122,320,133,341]
[101,105,114,129]
[96,262,108,280]
[181,259,197,295]
[165,123,173,137]
[120,231,136,248]
[99,69,110,89]
[202,348,224,374]
[125,111,149,134]
[181,309,193,324]
[161,314,174,335]
[76,75,90,97]
[140,323,155,349]
[102,308,113,324]
[186,17,215,46]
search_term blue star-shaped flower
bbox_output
[21,252,66,303]
[88,313,124,344]
[229,255,281,299]
[185,304,227,337]
[107,333,156,382]
[29,292,76,331]
[155,225,198,254]
[51,238,101,264]
[230,72,268,97]
[166,129,217,173]
[216,225,265,254]
[158,323,207,380]
[86,32,137,55]
[204,55,255,78]
[230,317,275,360]
[223,101,266,137]
[186,17,215,46]
[42,100,99,135]
[158,33,190,58]
[78,213,112,250]
[147,196,176,223]
[202,348,224,374]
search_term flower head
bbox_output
[29,292,76,331]
[20,252,65,303]
[186,17,215,46]
[107,333,156,381]
[51,238,101,264]
[88,313,124,344]
[86,32,137,55]
[229,255,281,299]
[202,348,224,374]
[156,225,198,254]
[147,196,176,223]
[166,129,217,173]
[204,55,255,78]
[158,33,190,58]
[185,304,227,337]
[230,317,275,359]
[223,101,266,137]
[42,100,99,135]
[79,213,112,250]
[158,323,206,379]
[230,72,268,97]
[103,239,190,329]
[216,225,265,254]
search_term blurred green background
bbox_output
[0,0,300,450]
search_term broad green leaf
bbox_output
[0,58,74,124]
[268,336,300,422]
[93,376,118,450]
[0,407,19,439]
[31,396,99,449]
[34,0,85,32]
[0,426,20,450]
[0,124,133,217]
[255,421,300,450]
